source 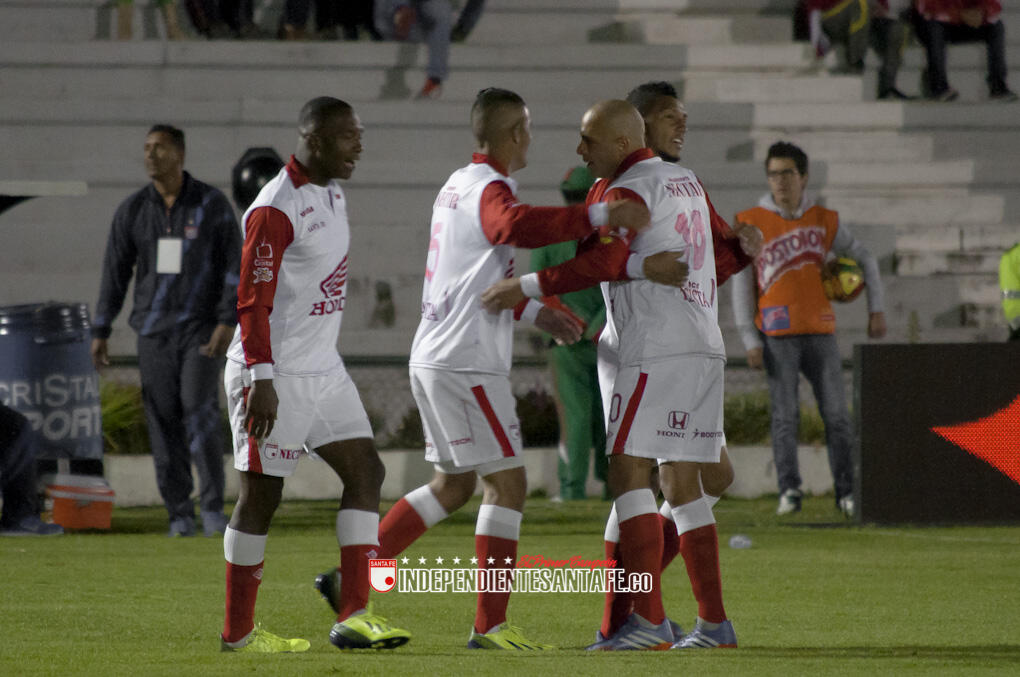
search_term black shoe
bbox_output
[990,89,1018,103]
[314,568,341,614]
[878,87,914,100]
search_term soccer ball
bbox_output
[822,257,865,302]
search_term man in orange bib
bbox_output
[730,141,886,518]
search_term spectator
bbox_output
[531,166,610,502]
[807,0,913,99]
[91,124,240,538]
[0,405,64,537]
[730,141,886,518]
[338,0,383,41]
[912,0,1017,101]
[451,0,486,42]
[375,0,453,98]
[1000,242,1020,340]
[116,0,186,40]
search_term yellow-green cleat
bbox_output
[329,605,411,650]
[467,622,554,650]
[221,626,311,653]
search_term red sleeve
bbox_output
[237,206,294,368]
[534,188,642,294]
[479,181,593,248]
[704,187,752,287]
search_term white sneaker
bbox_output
[837,494,855,518]
[776,489,802,516]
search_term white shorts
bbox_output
[225,360,373,478]
[409,367,524,471]
[605,356,724,463]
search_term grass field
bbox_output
[2,495,1019,676]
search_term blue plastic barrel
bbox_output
[0,303,103,460]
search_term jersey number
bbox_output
[674,210,707,271]
[425,222,442,281]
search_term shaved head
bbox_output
[470,88,527,146]
[298,96,353,137]
[576,100,646,178]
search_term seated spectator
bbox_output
[375,0,453,98]
[115,0,186,40]
[807,0,913,99]
[0,405,64,537]
[338,0,383,41]
[912,0,1017,101]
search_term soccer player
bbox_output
[318,87,650,650]
[220,97,410,653]
[482,100,744,650]
[596,82,761,649]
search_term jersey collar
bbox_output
[472,153,510,177]
[610,148,656,181]
[285,155,312,189]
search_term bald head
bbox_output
[576,100,647,178]
[298,96,353,137]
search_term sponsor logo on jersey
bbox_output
[434,190,460,210]
[253,267,273,283]
[310,256,348,316]
[755,226,826,293]
[664,177,705,198]
[761,305,791,332]
[300,206,315,217]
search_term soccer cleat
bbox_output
[314,568,341,614]
[221,626,311,653]
[667,617,685,641]
[585,629,611,651]
[672,619,737,649]
[330,605,410,650]
[589,613,673,651]
[467,623,554,650]
[776,489,802,516]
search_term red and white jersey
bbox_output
[227,157,351,378]
[409,154,594,375]
[606,154,725,367]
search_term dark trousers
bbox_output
[0,405,41,527]
[914,18,1009,95]
[137,323,225,523]
[550,341,607,500]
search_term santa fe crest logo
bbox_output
[369,559,397,593]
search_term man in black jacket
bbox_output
[91,124,241,537]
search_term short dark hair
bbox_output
[625,81,679,116]
[471,88,526,144]
[148,124,185,152]
[298,97,354,136]
[766,141,808,175]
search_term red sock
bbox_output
[337,544,374,621]
[378,497,428,559]
[618,513,664,625]
[600,540,631,637]
[659,513,681,571]
[473,534,517,633]
[223,561,262,643]
[679,524,727,623]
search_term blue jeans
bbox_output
[763,334,853,499]
[375,0,451,81]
